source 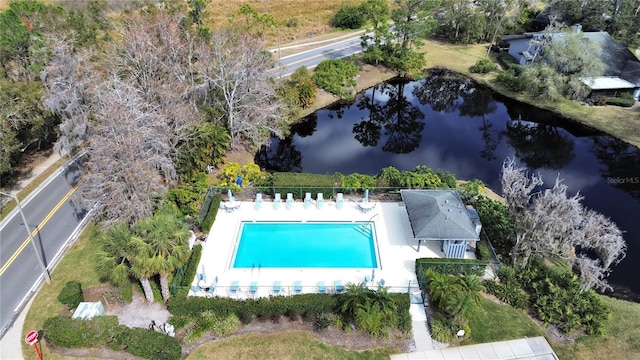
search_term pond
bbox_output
[256,70,640,300]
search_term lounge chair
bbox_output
[334,280,343,293]
[316,193,324,209]
[336,193,344,209]
[294,280,302,294]
[255,193,263,210]
[286,193,294,209]
[274,193,281,209]
[304,193,312,209]
[229,280,239,296]
[250,281,258,296]
[318,281,326,293]
[273,281,281,295]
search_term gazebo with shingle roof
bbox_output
[400,189,480,258]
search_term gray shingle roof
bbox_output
[400,190,479,241]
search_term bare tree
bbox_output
[501,158,626,291]
[195,30,285,149]
[78,12,200,228]
[41,36,93,154]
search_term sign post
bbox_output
[25,330,43,360]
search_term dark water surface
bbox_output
[256,70,640,298]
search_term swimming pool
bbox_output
[232,222,378,268]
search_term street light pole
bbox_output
[1,192,51,283]
[276,26,282,79]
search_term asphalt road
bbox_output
[0,158,87,338]
[276,34,365,77]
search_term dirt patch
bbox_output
[105,290,171,329]
[182,317,413,355]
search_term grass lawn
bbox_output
[21,223,103,360]
[186,331,395,360]
[462,297,544,345]
[552,295,640,359]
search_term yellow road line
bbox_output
[0,184,80,276]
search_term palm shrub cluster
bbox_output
[423,270,485,342]
[520,259,610,335]
[488,260,610,335]
[335,283,408,338]
[94,210,192,303]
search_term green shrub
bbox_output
[436,171,457,188]
[312,59,359,98]
[43,315,121,348]
[340,173,376,191]
[113,328,181,360]
[483,279,529,309]
[57,281,84,309]
[416,258,489,277]
[475,240,492,261]
[313,312,331,331]
[199,194,220,232]
[332,4,365,29]
[606,93,635,107]
[469,58,496,73]
[466,195,514,259]
[496,53,519,69]
[429,314,457,343]
[285,17,299,28]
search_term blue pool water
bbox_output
[232,222,378,268]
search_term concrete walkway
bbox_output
[391,336,558,360]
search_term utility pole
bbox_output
[277,26,282,79]
[1,192,51,283]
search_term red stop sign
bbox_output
[25,330,38,345]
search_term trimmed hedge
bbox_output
[199,194,220,232]
[113,327,181,360]
[172,244,202,297]
[167,293,337,319]
[43,316,120,348]
[57,281,83,309]
[416,258,489,277]
[43,315,181,360]
[606,94,635,107]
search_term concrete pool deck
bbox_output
[192,198,476,298]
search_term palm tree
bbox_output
[135,210,192,301]
[95,222,143,286]
[336,282,371,321]
[424,270,458,312]
[95,222,158,301]
[448,275,485,323]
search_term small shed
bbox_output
[72,301,105,320]
[400,189,480,258]
[581,76,636,101]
